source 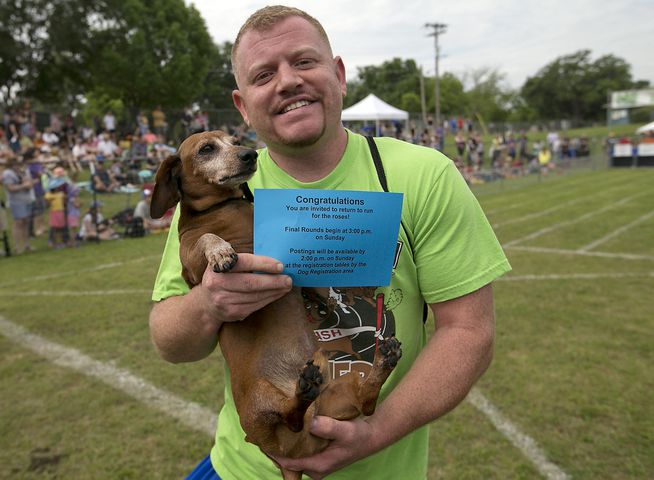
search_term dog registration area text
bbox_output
[254,189,403,286]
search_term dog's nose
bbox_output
[238,149,258,165]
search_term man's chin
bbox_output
[273,128,325,149]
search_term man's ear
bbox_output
[151,154,181,218]
[233,90,250,126]
[335,56,346,97]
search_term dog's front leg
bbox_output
[181,233,238,285]
[198,233,238,273]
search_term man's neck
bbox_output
[267,128,349,183]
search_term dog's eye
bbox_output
[199,144,215,154]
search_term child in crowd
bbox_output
[44,175,69,248]
[66,183,81,246]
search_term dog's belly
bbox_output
[218,289,317,395]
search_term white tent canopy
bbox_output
[341,93,409,135]
[636,121,654,134]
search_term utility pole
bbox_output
[419,66,427,127]
[425,22,447,128]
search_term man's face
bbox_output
[232,16,346,153]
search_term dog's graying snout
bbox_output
[238,149,258,165]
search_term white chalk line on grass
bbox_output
[467,389,569,480]
[502,192,646,248]
[497,272,654,282]
[0,315,567,479]
[505,245,654,262]
[578,209,654,252]
[483,168,636,216]
[0,314,217,437]
[0,254,162,288]
[490,177,648,229]
[0,289,152,297]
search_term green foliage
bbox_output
[438,73,468,117]
[346,58,421,108]
[521,50,644,123]
[90,0,214,110]
[199,41,237,110]
[0,0,220,113]
[78,91,124,127]
[0,0,107,106]
[400,92,421,113]
[346,61,514,122]
[462,67,513,122]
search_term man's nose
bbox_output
[276,63,303,92]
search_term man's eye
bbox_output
[296,59,315,68]
[254,72,273,84]
[199,144,215,154]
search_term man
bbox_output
[149,6,510,479]
[96,133,120,160]
[91,160,119,193]
[151,105,167,137]
[102,110,116,133]
[133,188,172,232]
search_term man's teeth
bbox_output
[283,100,310,113]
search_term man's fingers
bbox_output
[206,270,292,293]
[309,416,341,440]
[228,253,284,274]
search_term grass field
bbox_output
[1,163,652,479]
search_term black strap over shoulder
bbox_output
[366,135,389,192]
[365,136,429,324]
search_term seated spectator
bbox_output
[96,133,120,160]
[78,201,120,241]
[72,136,95,168]
[109,160,128,186]
[92,159,120,192]
[42,126,60,147]
[133,188,172,232]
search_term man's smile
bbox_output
[280,99,312,114]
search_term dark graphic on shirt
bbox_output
[301,286,401,379]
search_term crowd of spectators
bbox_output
[348,117,595,184]
[1,101,646,257]
[0,102,256,256]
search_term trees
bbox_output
[0,0,106,106]
[0,0,218,113]
[520,50,647,123]
[89,0,214,112]
[346,58,421,109]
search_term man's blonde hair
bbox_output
[231,5,332,84]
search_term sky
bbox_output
[188,0,653,91]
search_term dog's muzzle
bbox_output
[238,149,258,167]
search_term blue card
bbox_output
[254,189,403,287]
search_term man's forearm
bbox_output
[366,286,495,453]
[149,287,221,363]
[368,322,493,450]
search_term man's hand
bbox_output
[201,253,292,324]
[149,253,292,363]
[272,416,379,480]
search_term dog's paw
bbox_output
[207,248,238,273]
[298,360,323,401]
[379,335,402,369]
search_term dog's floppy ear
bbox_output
[151,153,181,218]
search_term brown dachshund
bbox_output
[151,130,401,480]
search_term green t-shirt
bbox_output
[152,130,510,479]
